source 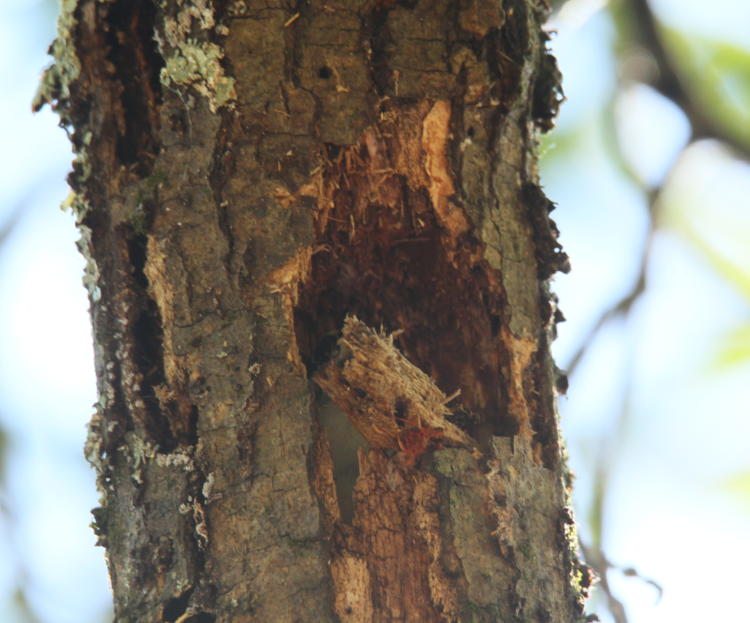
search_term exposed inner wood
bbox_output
[294,101,514,442]
[314,315,477,463]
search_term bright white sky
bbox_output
[0,2,748,623]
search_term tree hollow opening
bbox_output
[294,114,516,439]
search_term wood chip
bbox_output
[314,316,476,462]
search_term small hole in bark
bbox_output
[493,416,519,437]
[394,398,407,428]
[490,314,500,337]
[318,66,333,79]
[311,333,339,371]
[188,405,199,445]
[467,126,475,138]
[168,109,188,134]
[162,587,193,622]
[325,143,341,158]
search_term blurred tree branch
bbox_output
[627,0,750,159]
[562,0,750,375]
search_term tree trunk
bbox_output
[36,0,589,621]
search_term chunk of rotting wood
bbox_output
[314,316,478,464]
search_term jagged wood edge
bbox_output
[314,316,476,454]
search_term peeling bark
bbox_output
[38,0,589,621]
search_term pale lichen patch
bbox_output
[32,0,81,112]
[161,40,236,112]
[155,449,196,471]
[84,410,107,479]
[75,223,102,303]
[166,0,216,35]
[126,435,159,484]
[158,0,236,112]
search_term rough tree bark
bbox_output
[36,0,590,621]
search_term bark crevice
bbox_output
[105,0,162,175]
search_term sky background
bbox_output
[0,1,749,622]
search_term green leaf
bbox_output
[661,27,750,150]
[667,209,750,304]
[540,121,585,166]
[712,325,750,370]
[721,469,750,515]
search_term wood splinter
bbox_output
[314,316,478,464]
